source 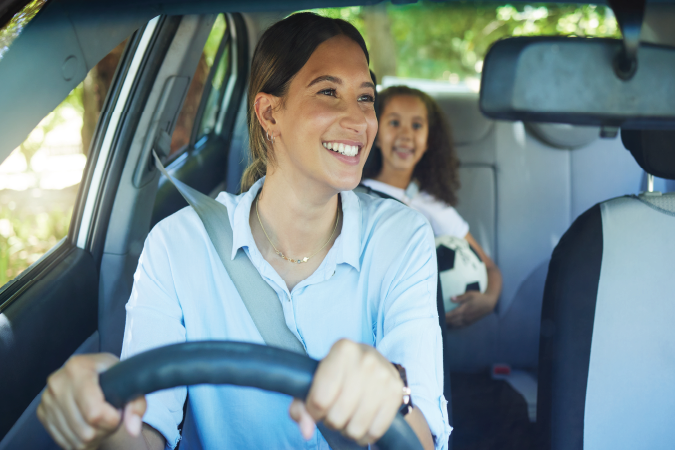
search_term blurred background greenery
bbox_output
[0,204,71,286]
[0,0,45,60]
[0,1,619,285]
[311,2,619,84]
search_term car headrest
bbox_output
[621,130,675,180]
[434,91,494,146]
[526,123,600,150]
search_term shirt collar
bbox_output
[228,177,362,271]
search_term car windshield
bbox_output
[308,3,619,91]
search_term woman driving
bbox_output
[37,13,450,450]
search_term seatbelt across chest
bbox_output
[152,151,364,450]
[152,151,304,354]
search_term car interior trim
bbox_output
[525,123,600,150]
[96,14,223,355]
[636,192,675,216]
[133,76,191,187]
[188,24,231,147]
[480,37,675,127]
[0,248,99,440]
[66,35,138,248]
[621,129,675,180]
[131,14,219,190]
[0,237,68,309]
[0,331,100,450]
[87,15,183,268]
[76,16,161,249]
[215,13,239,136]
[584,197,675,449]
[0,1,155,165]
[151,13,249,227]
[536,204,603,450]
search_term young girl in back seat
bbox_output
[361,85,502,328]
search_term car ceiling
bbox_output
[0,0,674,166]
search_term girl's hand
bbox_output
[37,353,146,450]
[288,339,404,446]
[445,291,498,328]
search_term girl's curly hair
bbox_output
[363,85,461,206]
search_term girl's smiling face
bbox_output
[376,95,429,172]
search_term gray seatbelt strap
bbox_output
[153,151,303,353]
[152,151,364,450]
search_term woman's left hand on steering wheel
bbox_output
[288,339,404,446]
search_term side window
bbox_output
[0,40,128,287]
[169,14,229,155]
[196,17,232,142]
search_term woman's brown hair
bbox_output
[362,85,461,206]
[241,12,369,192]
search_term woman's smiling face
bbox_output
[376,95,429,172]
[262,35,377,193]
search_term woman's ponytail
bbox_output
[240,149,267,192]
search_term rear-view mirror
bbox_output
[479,37,675,129]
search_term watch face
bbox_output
[402,386,412,405]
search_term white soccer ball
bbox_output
[435,235,488,312]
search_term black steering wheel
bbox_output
[99,341,423,450]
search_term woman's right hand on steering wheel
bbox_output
[37,353,146,450]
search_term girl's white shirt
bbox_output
[361,178,469,239]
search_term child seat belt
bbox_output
[152,150,365,450]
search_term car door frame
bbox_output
[0,14,185,444]
[151,12,249,228]
[0,21,147,443]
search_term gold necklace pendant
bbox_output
[256,193,339,264]
[274,250,309,264]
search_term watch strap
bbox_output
[392,363,413,415]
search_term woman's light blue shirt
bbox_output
[120,177,451,449]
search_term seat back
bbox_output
[430,87,644,372]
[537,130,675,449]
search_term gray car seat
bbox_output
[536,129,675,450]
[430,89,645,374]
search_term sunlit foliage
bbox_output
[0,204,71,286]
[0,0,47,60]
[311,2,620,81]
